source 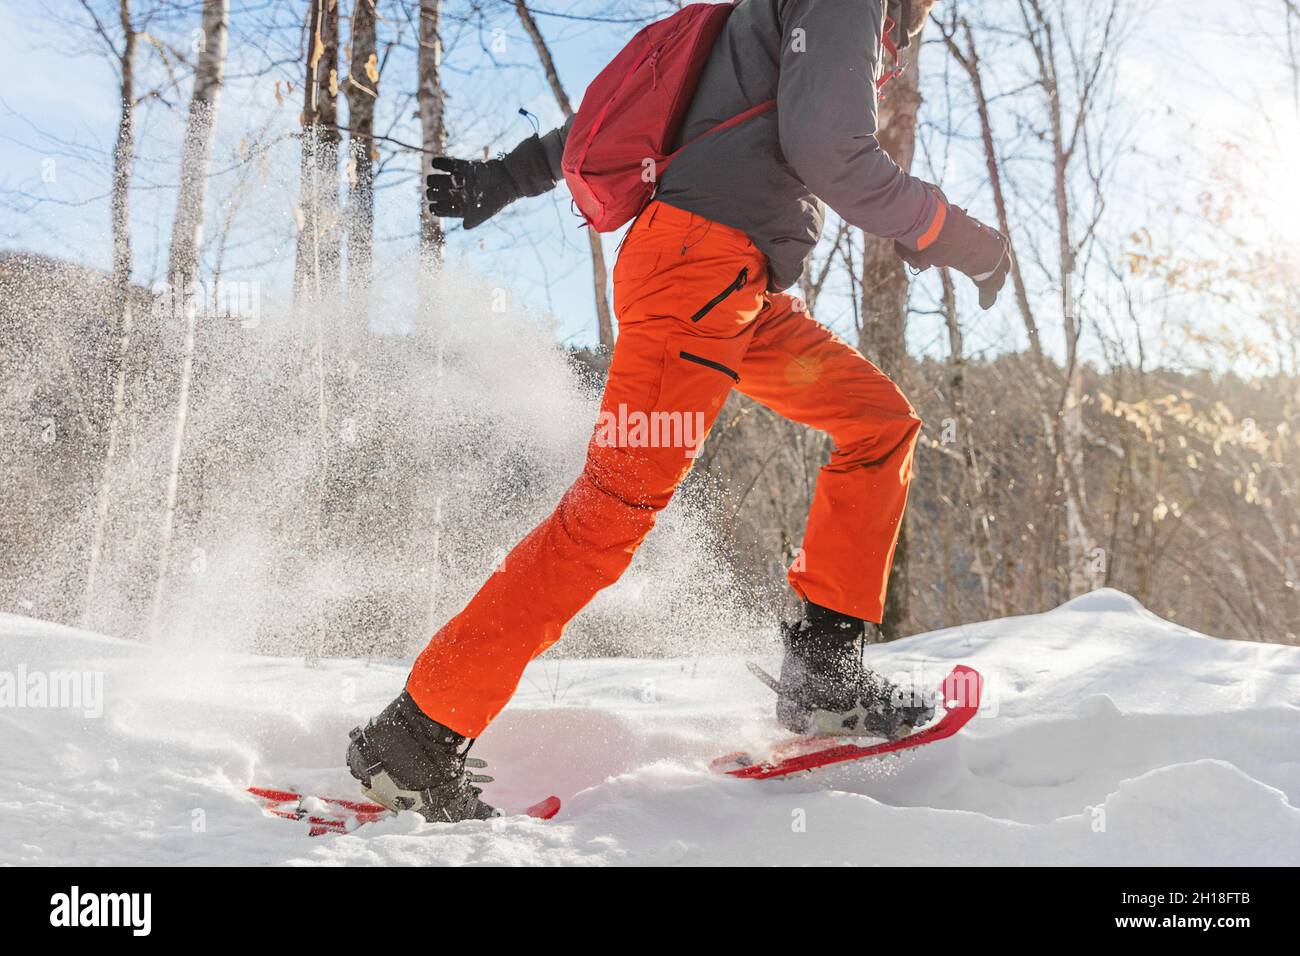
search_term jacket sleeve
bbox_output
[501,115,574,197]
[776,0,941,248]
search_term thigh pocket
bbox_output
[647,335,744,458]
[595,329,743,469]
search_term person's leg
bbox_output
[735,293,923,624]
[406,202,768,737]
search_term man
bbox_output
[347,0,1010,822]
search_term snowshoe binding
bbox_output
[346,692,499,823]
[770,602,935,739]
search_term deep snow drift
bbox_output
[2,588,1298,865]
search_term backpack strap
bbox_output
[878,13,907,93]
[658,99,777,174]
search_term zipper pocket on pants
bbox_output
[679,350,740,382]
[690,267,749,322]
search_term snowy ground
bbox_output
[2,589,1298,865]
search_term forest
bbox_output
[1,0,1297,660]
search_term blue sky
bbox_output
[1,0,1295,365]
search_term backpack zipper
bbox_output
[690,267,749,322]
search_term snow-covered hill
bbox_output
[2,589,1297,865]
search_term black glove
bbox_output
[426,156,521,229]
[896,203,1011,310]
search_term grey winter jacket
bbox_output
[512,0,939,292]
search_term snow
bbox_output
[2,588,1298,865]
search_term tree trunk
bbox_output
[513,0,614,351]
[938,266,1002,617]
[82,0,138,624]
[148,0,230,639]
[1049,97,1095,596]
[857,34,924,639]
[294,0,342,305]
[1024,0,1114,596]
[167,0,229,284]
[291,0,342,662]
[417,0,446,265]
[345,0,378,301]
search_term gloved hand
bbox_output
[896,202,1011,310]
[426,156,521,229]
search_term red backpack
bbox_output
[561,3,775,233]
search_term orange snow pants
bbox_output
[407,202,922,737]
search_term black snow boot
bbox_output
[346,692,499,823]
[775,602,934,739]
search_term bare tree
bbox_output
[1018,0,1127,595]
[167,0,229,284]
[417,0,447,264]
[294,0,343,303]
[345,0,380,297]
[288,0,344,661]
[80,0,140,621]
[941,0,1126,597]
[936,266,1003,616]
[148,0,231,638]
